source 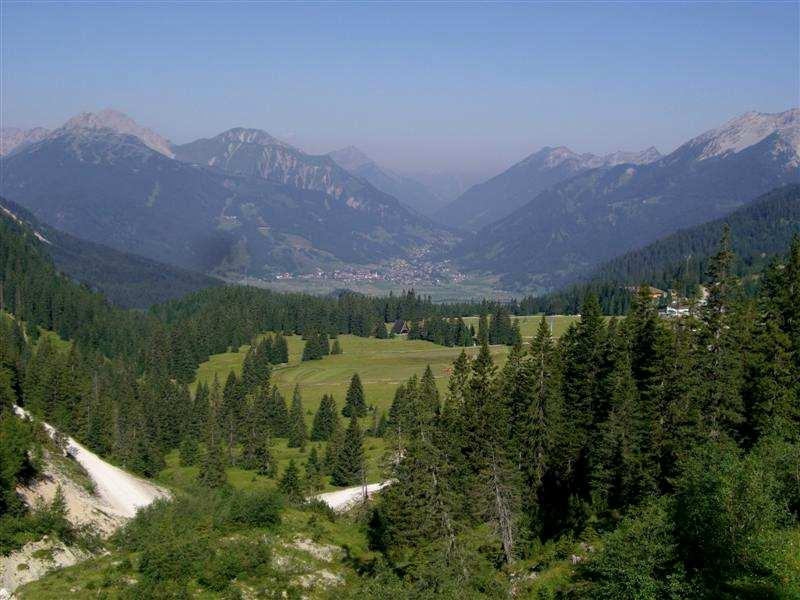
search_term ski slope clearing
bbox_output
[13,405,170,518]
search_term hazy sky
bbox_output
[2,1,798,175]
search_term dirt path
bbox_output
[13,405,170,519]
[314,481,392,512]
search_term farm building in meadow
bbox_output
[391,319,410,335]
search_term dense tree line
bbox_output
[407,306,523,349]
[365,233,800,597]
[407,315,474,347]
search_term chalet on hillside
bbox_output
[391,319,410,334]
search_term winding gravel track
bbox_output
[13,405,169,518]
[315,481,392,512]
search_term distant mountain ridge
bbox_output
[453,108,800,290]
[437,144,662,231]
[328,146,449,216]
[61,108,175,157]
[0,197,220,308]
[1,110,455,279]
[0,126,50,156]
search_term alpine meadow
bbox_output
[1,3,799,599]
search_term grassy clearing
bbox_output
[190,334,512,491]
[194,334,511,416]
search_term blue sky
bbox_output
[2,1,798,174]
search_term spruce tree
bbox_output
[525,317,563,498]
[304,446,323,492]
[591,347,655,512]
[220,371,244,460]
[265,387,289,437]
[240,399,265,470]
[200,437,227,489]
[419,365,440,418]
[477,313,489,346]
[179,435,199,466]
[190,382,210,442]
[254,434,276,477]
[560,293,608,507]
[467,340,520,563]
[323,418,343,475]
[287,385,307,450]
[301,336,319,361]
[319,332,331,356]
[241,346,259,392]
[698,226,746,438]
[342,373,366,417]
[330,339,343,355]
[331,413,365,486]
[274,333,289,363]
[279,459,304,503]
[311,394,338,441]
[387,382,408,436]
[375,321,389,339]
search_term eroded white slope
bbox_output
[13,405,169,518]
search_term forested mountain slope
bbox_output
[455,108,800,289]
[527,184,800,314]
[438,145,661,231]
[0,112,454,279]
[0,197,219,308]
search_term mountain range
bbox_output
[328,146,450,216]
[454,108,800,290]
[438,145,663,231]
[1,107,797,294]
[0,111,454,278]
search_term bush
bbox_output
[673,440,788,587]
[122,578,191,600]
[137,534,210,582]
[225,489,282,528]
[198,539,271,592]
[575,499,690,599]
[303,498,337,523]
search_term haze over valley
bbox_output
[2,106,798,298]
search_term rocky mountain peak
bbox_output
[685,107,799,161]
[601,146,663,167]
[59,108,174,158]
[217,127,291,148]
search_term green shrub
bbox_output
[198,539,271,592]
[122,578,191,600]
[137,534,210,582]
[225,489,282,528]
[673,440,788,587]
[576,499,690,600]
